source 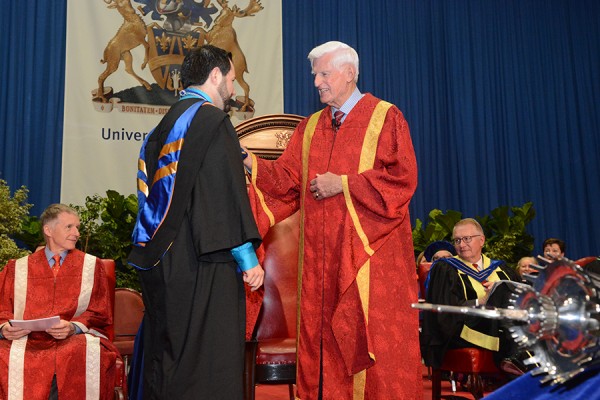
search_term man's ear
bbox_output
[209,66,222,85]
[344,65,356,83]
[43,224,52,238]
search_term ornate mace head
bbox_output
[414,257,600,385]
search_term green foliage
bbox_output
[412,202,536,266]
[0,180,32,268]
[14,216,44,251]
[1,181,140,289]
[479,202,536,265]
[71,190,140,290]
[412,209,462,252]
[0,237,30,269]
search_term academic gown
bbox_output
[248,94,421,399]
[420,255,520,368]
[0,249,118,400]
[129,101,261,400]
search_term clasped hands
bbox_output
[310,172,343,200]
[241,146,342,201]
[1,319,75,341]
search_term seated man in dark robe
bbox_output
[420,218,527,373]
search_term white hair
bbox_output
[307,41,359,83]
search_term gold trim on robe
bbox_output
[250,152,275,227]
[298,102,392,400]
[460,324,500,351]
[453,255,508,350]
[297,110,322,344]
[348,101,391,399]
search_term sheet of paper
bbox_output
[9,316,60,331]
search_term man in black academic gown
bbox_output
[128,45,264,399]
[420,218,525,372]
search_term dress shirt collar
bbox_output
[456,254,485,270]
[332,87,363,122]
[44,247,68,266]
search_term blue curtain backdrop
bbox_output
[1,0,599,258]
[0,1,66,215]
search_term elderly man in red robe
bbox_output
[0,204,118,399]
[243,41,420,399]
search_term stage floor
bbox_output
[255,364,494,399]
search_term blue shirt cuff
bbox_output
[230,242,259,272]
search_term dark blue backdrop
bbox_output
[1,1,599,257]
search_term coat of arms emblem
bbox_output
[92,0,263,118]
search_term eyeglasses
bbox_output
[452,235,481,245]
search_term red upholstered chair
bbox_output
[244,212,299,400]
[418,261,499,400]
[417,262,432,300]
[113,288,144,373]
[99,259,127,400]
[431,348,499,400]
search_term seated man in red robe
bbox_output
[0,204,119,400]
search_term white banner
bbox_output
[62,0,283,206]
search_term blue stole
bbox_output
[131,99,206,248]
[425,256,503,293]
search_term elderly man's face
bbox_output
[452,224,485,263]
[312,52,355,109]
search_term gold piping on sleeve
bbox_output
[250,152,275,227]
[353,369,367,400]
[342,176,374,256]
[357,260,371,318]
[296,111,321,349]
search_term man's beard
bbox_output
[218,81,233,112]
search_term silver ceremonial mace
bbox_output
[413,258,600,385]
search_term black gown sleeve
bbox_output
[189,114,261,258]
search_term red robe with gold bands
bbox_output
[0,249,118,400]
[248,94,421,399]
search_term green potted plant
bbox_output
[72,190,141,290]
[478,202,535,265]
[0,180,31,268]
